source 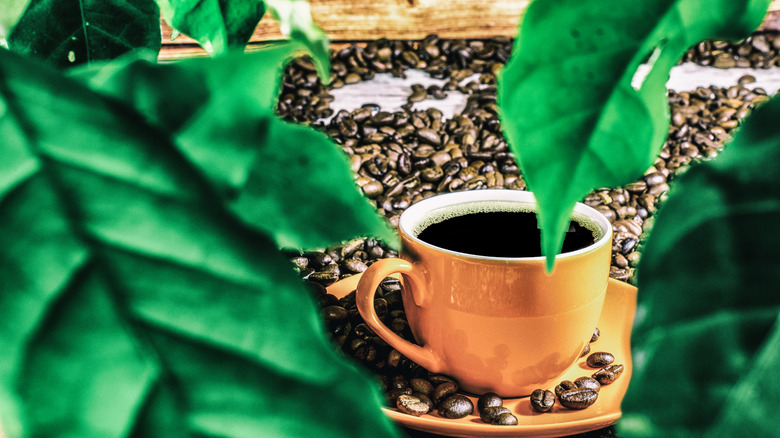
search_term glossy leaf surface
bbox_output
[498,0,771,270]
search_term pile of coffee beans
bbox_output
[682,32,780,69]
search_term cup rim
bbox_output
[398,189,612,262]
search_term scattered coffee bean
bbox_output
[477,392,503,412]
[580,343,591,357]
[438,394,474,419]
[492,412,519,425]
[574,376,601,393]
[592,364,624,385]
[412,392,434,410]
[554,380,578,399]
[397,394,430,416]
[530,389,555,413]
[590,327,600,343]
[480,406,511,423]
[558,388,599,410]
[433,381,459,406]
[586,352,615,368]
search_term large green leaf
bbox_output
[7,0,161,68]
[0,47,399,437]
[497,0,771,270]
[69,43,397,249]
[155,0,265,55]
[620,96,780,436]
[0,0,31,38]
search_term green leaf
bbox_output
[265,0,331,83]
[69,43,397,249]
[0,0,31,39]
[7,0,161,68]
[497,0,771,271]
[0,47,400,437]
[620,96,780,436]
[155,0,265,55]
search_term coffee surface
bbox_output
[416,211,595,257]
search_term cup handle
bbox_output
[356,258,443,374]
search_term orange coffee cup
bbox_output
[356,190,612,397]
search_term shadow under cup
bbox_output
[356,190,612,397]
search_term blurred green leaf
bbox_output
[70,43,397,249]
[0,46,399,437]
[155,0,265,55]
[497,0,771,270]
[0,0,31,39]
[620,96,780,436]
[7,0,160,67]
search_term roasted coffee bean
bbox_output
[555,380,578,399]
[480,406,511,423]
[387,387,413,406]
[592,364,624,385]
[438,395,474,419]
[412,392,434,410]
[580,343,591,357]
[396,394,430,416]
[590,327,601,343]
[477,392,502,412]
[530,389,555,413]
[586,352,615,368]
[428,375,457,387]
[574,376,601,393]
[492,412,519,425]
[409,378,434,396]
[558,388,598,410]
[433,381,459,406]
[322,305,348,321]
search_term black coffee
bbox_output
[415,210,596,257]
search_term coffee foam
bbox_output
[410,200,604,242]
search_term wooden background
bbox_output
[160,0,780,60]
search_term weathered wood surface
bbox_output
[159,0,780,61]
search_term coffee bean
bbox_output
[574,376,601,393]
[438,395,474,419]
[492,412,519,425]
[590,327,600,343]
[530,389,555,413]
[433,381,459,406]
[555,380,577,399]
[581,343,591,357]
[480,406,510,423]
[397,394,430,416]
[558,388,598,410]
[477,392,502,412]
[409,378,434,396]
[412,392,434,410]
[387,387,413,406]
[586,352,615,368]
[592,364,624,385]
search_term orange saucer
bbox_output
[327,276,637,438]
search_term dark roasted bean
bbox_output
[396,394,430,416]
[409,378,434,396]
[574,376,601,393]
[492,412,518,425]
[438,395,473,419]
[555,380,577,399]
[477,392,502,412]
[480,406,510,423]
[558,388,598,410]
[432,381,459,406]
[530,389,555,413]
[586,352,615,368]
[592,364,624,385]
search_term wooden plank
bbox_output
[159,0,780,61]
